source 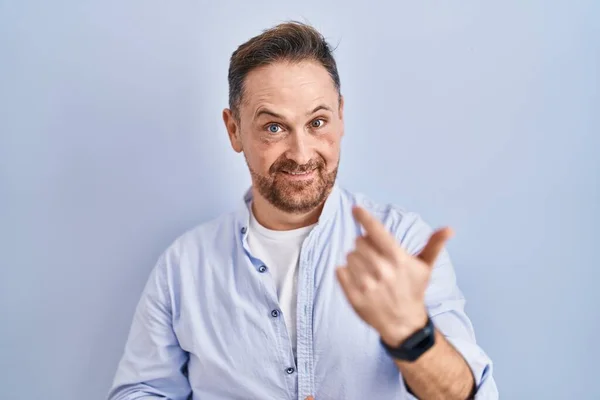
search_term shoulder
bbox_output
[155,211,238,274]
[338,187,434,255]
[175,212,237,251]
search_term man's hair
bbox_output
[228,21,341,119]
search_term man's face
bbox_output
[224,60,344,214]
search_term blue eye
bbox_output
[267,124,281,134]
[311,119,324,128]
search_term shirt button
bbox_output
[240,227,247,234]
[271,309,279,318]
[286,367,295,374]
[258,265,267,273]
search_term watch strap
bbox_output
[380,315,435,362]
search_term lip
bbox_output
[279,169,316,180]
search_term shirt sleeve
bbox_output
[397,212,499,399]
[108,255,191,400]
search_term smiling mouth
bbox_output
[282,170,314,175]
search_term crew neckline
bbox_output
[249,206,316,241]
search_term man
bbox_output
[109,22,498,400]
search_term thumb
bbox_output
[305,397,315,400]
[417,227,454,267]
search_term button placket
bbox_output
[296,230,317,398]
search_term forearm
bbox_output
[395,330,475,400]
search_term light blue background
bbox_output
[1,1,598,399]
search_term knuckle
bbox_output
[380,263,396,281]
[363,277,378,292]
[371,263,384,280]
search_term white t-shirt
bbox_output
[247,210,315,361]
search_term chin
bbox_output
[275,187,328,214]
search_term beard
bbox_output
[245,154,338,214]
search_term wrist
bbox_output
[380,313,436,363]
[380,308,429,347]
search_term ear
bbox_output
[222,108,243,153]
[338,95,345,137]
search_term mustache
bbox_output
[270,158,324,174]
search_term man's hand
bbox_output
[336,206,453,347]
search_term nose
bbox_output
[285,131,313,166]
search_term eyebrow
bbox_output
[254,104,333,120]
[307,104,333,116]
[254,108,284,120]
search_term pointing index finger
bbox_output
[352,206,398,256]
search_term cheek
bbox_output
[318,133,341,164]
[248,144,281,173]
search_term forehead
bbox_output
[241,60,338,113]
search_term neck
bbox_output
[251,190,325,231]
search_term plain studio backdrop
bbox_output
[1,1,598,399]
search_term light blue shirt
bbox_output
[109,186,498,399]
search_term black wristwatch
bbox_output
[380,315,435,362]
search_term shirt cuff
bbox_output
[401,337,498,400]
[447,336,498,399]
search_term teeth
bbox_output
[287,171,309,175]
[281,169,315,175]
